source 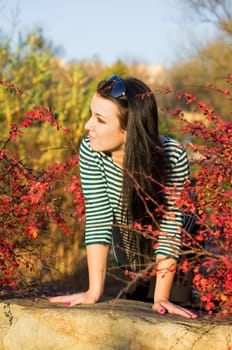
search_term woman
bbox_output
[49,75,197,318]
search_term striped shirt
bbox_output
[79,135,190,263]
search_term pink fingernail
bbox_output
[65,302,71,307]
[159,308,165,314]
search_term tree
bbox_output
[181,0,232,36]
[164,1,232,119]
[166,38,232,119]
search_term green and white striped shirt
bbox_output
[79,135,190,261]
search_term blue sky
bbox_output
[1,0,216,67]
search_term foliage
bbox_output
[163,74,232,314]
[166,0,232,119]
[166,38,232,119]
[0,80,85,289]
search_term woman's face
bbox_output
[85,93,127,155]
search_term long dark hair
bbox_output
[97,76,166,226]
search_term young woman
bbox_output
[49,75,197,318]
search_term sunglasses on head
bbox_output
[106,75,126,98]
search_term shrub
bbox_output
[0,80,85,290]
[166,74,232,313]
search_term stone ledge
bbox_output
[0,298,231,350]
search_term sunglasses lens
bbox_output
[107,74,119,82]
[111,81,126,98]
[106,75,126,98]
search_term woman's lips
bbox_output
[88,134,95,141]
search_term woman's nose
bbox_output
[84,117,93,131]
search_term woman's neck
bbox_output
[111,149,124,168]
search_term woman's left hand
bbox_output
[152,299,198,319]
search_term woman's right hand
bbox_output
[49,245,109,307]
[48,290,98,307]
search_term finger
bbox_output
[182,310,198,318]
[66,298,82,307]
[157,303,167,314]
[156,301,198,319]
[174,306,198,319]
[176,305,198,317]
[48,294,78,303]
[152,302,167,314]
[68,296,95,307]
[159,308,166,314]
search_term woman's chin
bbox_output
[89,142,102,152]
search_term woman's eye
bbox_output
[97,117,106,124]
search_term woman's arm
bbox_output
[152,254,197,318]
[87,244,109,301]
[152,140,197,318]
[154,254,176,302]
[48,244,109,306]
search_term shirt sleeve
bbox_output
[79,137,113,246]
[155,141,190,260]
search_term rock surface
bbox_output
[0,298,231,350]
